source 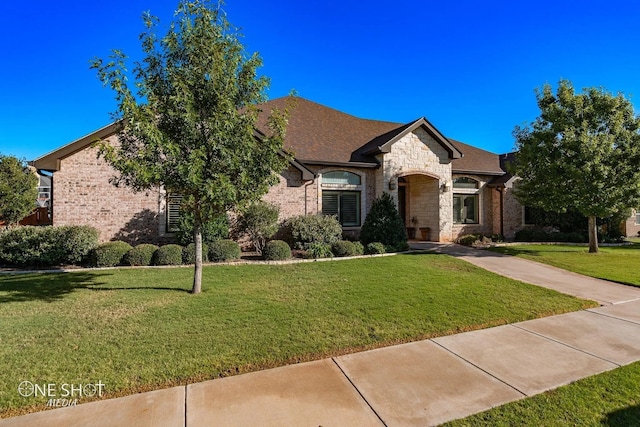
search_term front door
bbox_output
[398,185,407,225]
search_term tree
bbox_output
[91,0,290,293]
[0,155,38,226]
[360,192,408,249]
[512,80,640,253]
[236,201,279,254]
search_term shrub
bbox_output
[360,193,407,248]
[353,241,365,256]
[262,240,291,261]
[153,244,184,266]
[124,244,159,266]
[91,241,133,267]
[208,239,241,262]
[366,242,386,255]
[305,242,333,259]
[58,226,100,264]
[182,243,210,264]
[457,234,482,246]
[283,215,342,250]
[174,211,229,245]
[0,225,100,267]
[387,241,410,252]
[236,201,280,254]
[331,240,357,257]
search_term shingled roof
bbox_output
[256,97,503,175]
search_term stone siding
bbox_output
[52,135,167,244]
[625,209,640,237]
[450,174,496,241]
[379,128,453,241]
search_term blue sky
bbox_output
[1,0,639,161]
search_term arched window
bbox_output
[322,170,361,185]
[321,170,362,227]
[453,177,479,189]
[453,177,480,224]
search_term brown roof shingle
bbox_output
[257,96,504,175]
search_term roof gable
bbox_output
[356,117,463,160]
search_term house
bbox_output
[28,97,539,244]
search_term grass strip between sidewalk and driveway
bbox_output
[0,252,596,417]
[444,360,640,426]
[490,243,640,287]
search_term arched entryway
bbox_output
[396,173,440,241]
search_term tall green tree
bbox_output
[91,0,290,293]
[0,155,38,226]
[512,80,640,253]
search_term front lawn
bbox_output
[0,253,595,416]
[490,244,640,287]
[444,361,640,426]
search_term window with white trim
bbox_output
[636,211,640,225]
[453,177,480,224]
[321,170,362,227]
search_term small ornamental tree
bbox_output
[360,192,408,248]
[91,0,291,293]
[0,155,38,226]
[236,201,279,254]
[512,80,640,253]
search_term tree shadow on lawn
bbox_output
[604,404,640,426]
[0,272,111,303]
[0,272,191,303]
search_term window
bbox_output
[453,176,480,224]
[322,191,361,226]
[453,194,479,224]
[321,170,362,227]
[636,211,640,225]
[322,171,361,185]
[453,177,479,189]
[166,194,183,233]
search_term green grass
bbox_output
[490,243,640,287]
[444,361,640,426]
[0,253,595,416]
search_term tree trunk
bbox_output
[588,215,599,254]
[191,218,203,294]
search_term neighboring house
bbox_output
[625,209,640,237]
[30,97,627,244]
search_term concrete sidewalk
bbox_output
[411,242,640,306]
[3,244,640,426]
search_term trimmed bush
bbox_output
[366,242,386,255]
[283,215,342,250]
[387,241,411,252]
[58,226,100,264]
[208,239,241,262]
[124,244,159,266]
[360,193,407,248]
[0,225,100,267]
[236,201,280,254]
[182,243,210,264]
[353,241,365,256]
[153,244,184,266]
[262,240,291,261]
[331,240,357,257]
[305,242,333,259]
[91,241,133,267]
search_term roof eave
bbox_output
[30,122,119,172]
